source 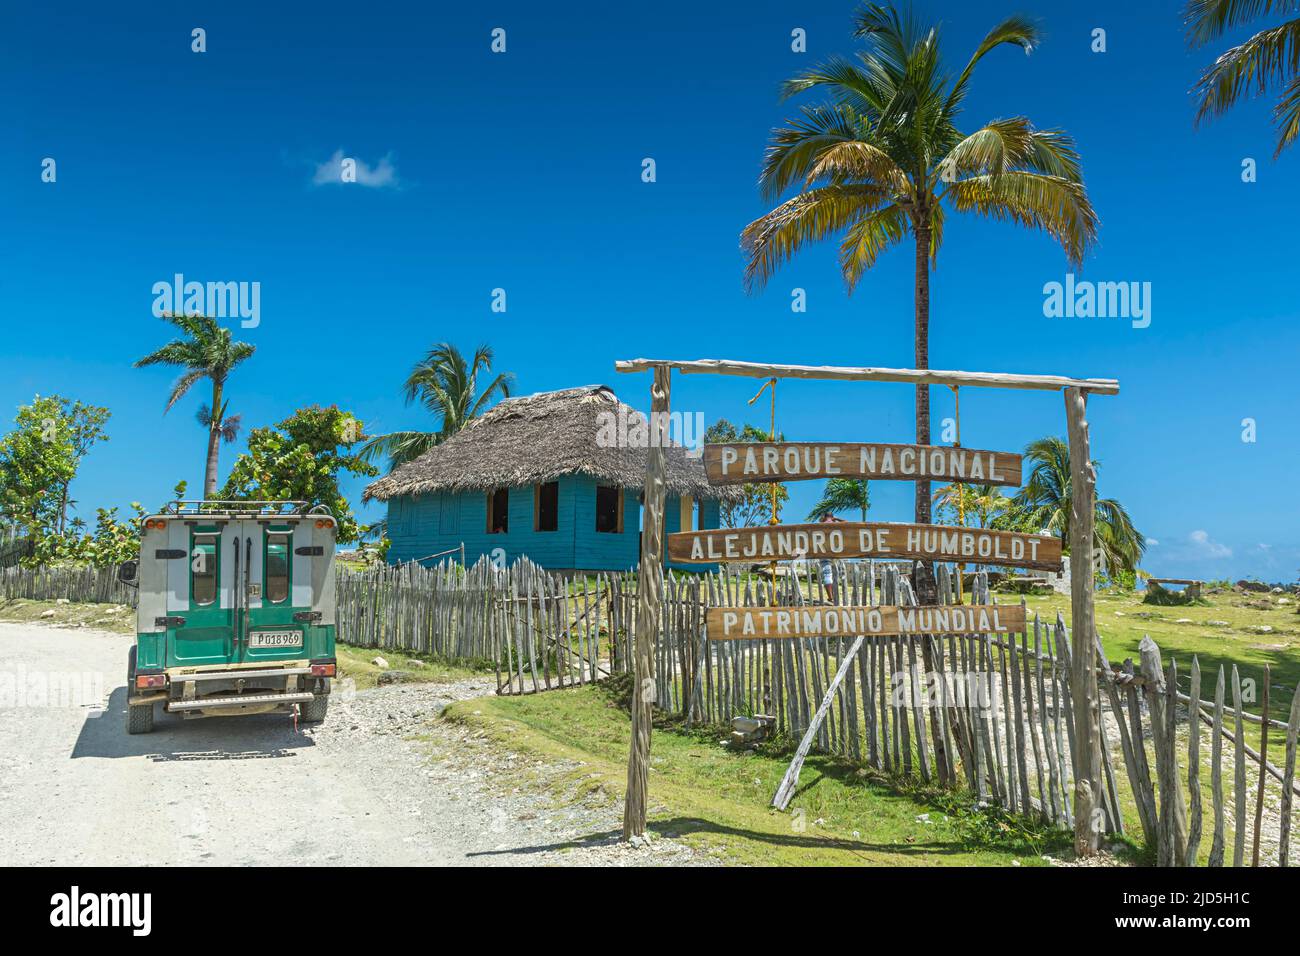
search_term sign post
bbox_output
[616,357,1117,857]
[622,365,669,841]
[1065,385,1102,855]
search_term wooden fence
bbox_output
[0,563,135,605]
[0,528,33,569]
[8,553,1299,864]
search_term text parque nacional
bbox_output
[703,442,1022,487]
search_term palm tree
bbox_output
[361,343,514,471]
[1186,0,1300,156]
[134,314,255,498]
[1013,436,1145,575]
[742,4,1098,524]
[808,477,870,521]
[932,482,1012,528]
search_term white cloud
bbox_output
[1188,529,1232,559]
[1147,538,1159,547]
[1258,543,1272,551]
[311,149,399,188]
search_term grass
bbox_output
[447,674,1078,866]
[334,644,490,690]
[0,597,135,633]
[1018,586,1300,862]
[1020,588,1299,747]
[0,598,491,691]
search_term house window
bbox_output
[534,482,558,532]
[487,488,509,534]
[595,485,623,534]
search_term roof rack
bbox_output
[160,500,313,516]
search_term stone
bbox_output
[371,656,389,668]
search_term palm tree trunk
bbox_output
[913,216,932,525]
[204,380,223,499]
[912,213,950,783]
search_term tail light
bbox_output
[135,674,167,689]
[311,663,336,677]
[314,519,334,530]
[145,519,167,531]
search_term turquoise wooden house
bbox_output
[364,385,732,572]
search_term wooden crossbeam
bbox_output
[615,357,1119,395]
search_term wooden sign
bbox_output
[703,442,1021,487]
[667,522,1062,572]
[707,604,1026,641]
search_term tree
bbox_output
[0,395,109,538]
[361,343,513,471]
[932,482,1012,528]
[705,419,789,527]
[1012,436,1145,575]
[219,405,378,544]
[134,313,256,498]
[1186,0,1300,157]
[741,4,1098,524]
[808,477,870,521]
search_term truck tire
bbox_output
[127,701,155,734]
[300,695,329,724]
[126,645,155,734]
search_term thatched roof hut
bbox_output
[364,385,730,502]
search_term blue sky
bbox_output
[2,1,1296,581]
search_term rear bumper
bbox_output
[138,659,332,716]
[166,658,313,680]
[168,691,316,712]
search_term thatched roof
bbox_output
[364,385,734,502]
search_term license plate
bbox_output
[247,630,303,649]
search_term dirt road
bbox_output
[0,622,708,867]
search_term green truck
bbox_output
[120,501,338,734]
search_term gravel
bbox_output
[0,622,713,867]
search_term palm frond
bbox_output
[945,171,1098,266]
[220,414,242,444]
[804,139,913,194]
[1191,17,1300,126]
[1184,0,1300,47]
[758,104,868,201]
[838,203,910,291]
[166,369,207,412]
[358,430,444,472]
[742,184,893,291]
[948,14,1040,110]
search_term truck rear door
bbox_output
[239,520,309,663]
[163,521,236,667]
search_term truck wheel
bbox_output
[126,645,155,734]
[300,695,329,724]
[127,702,155,734]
